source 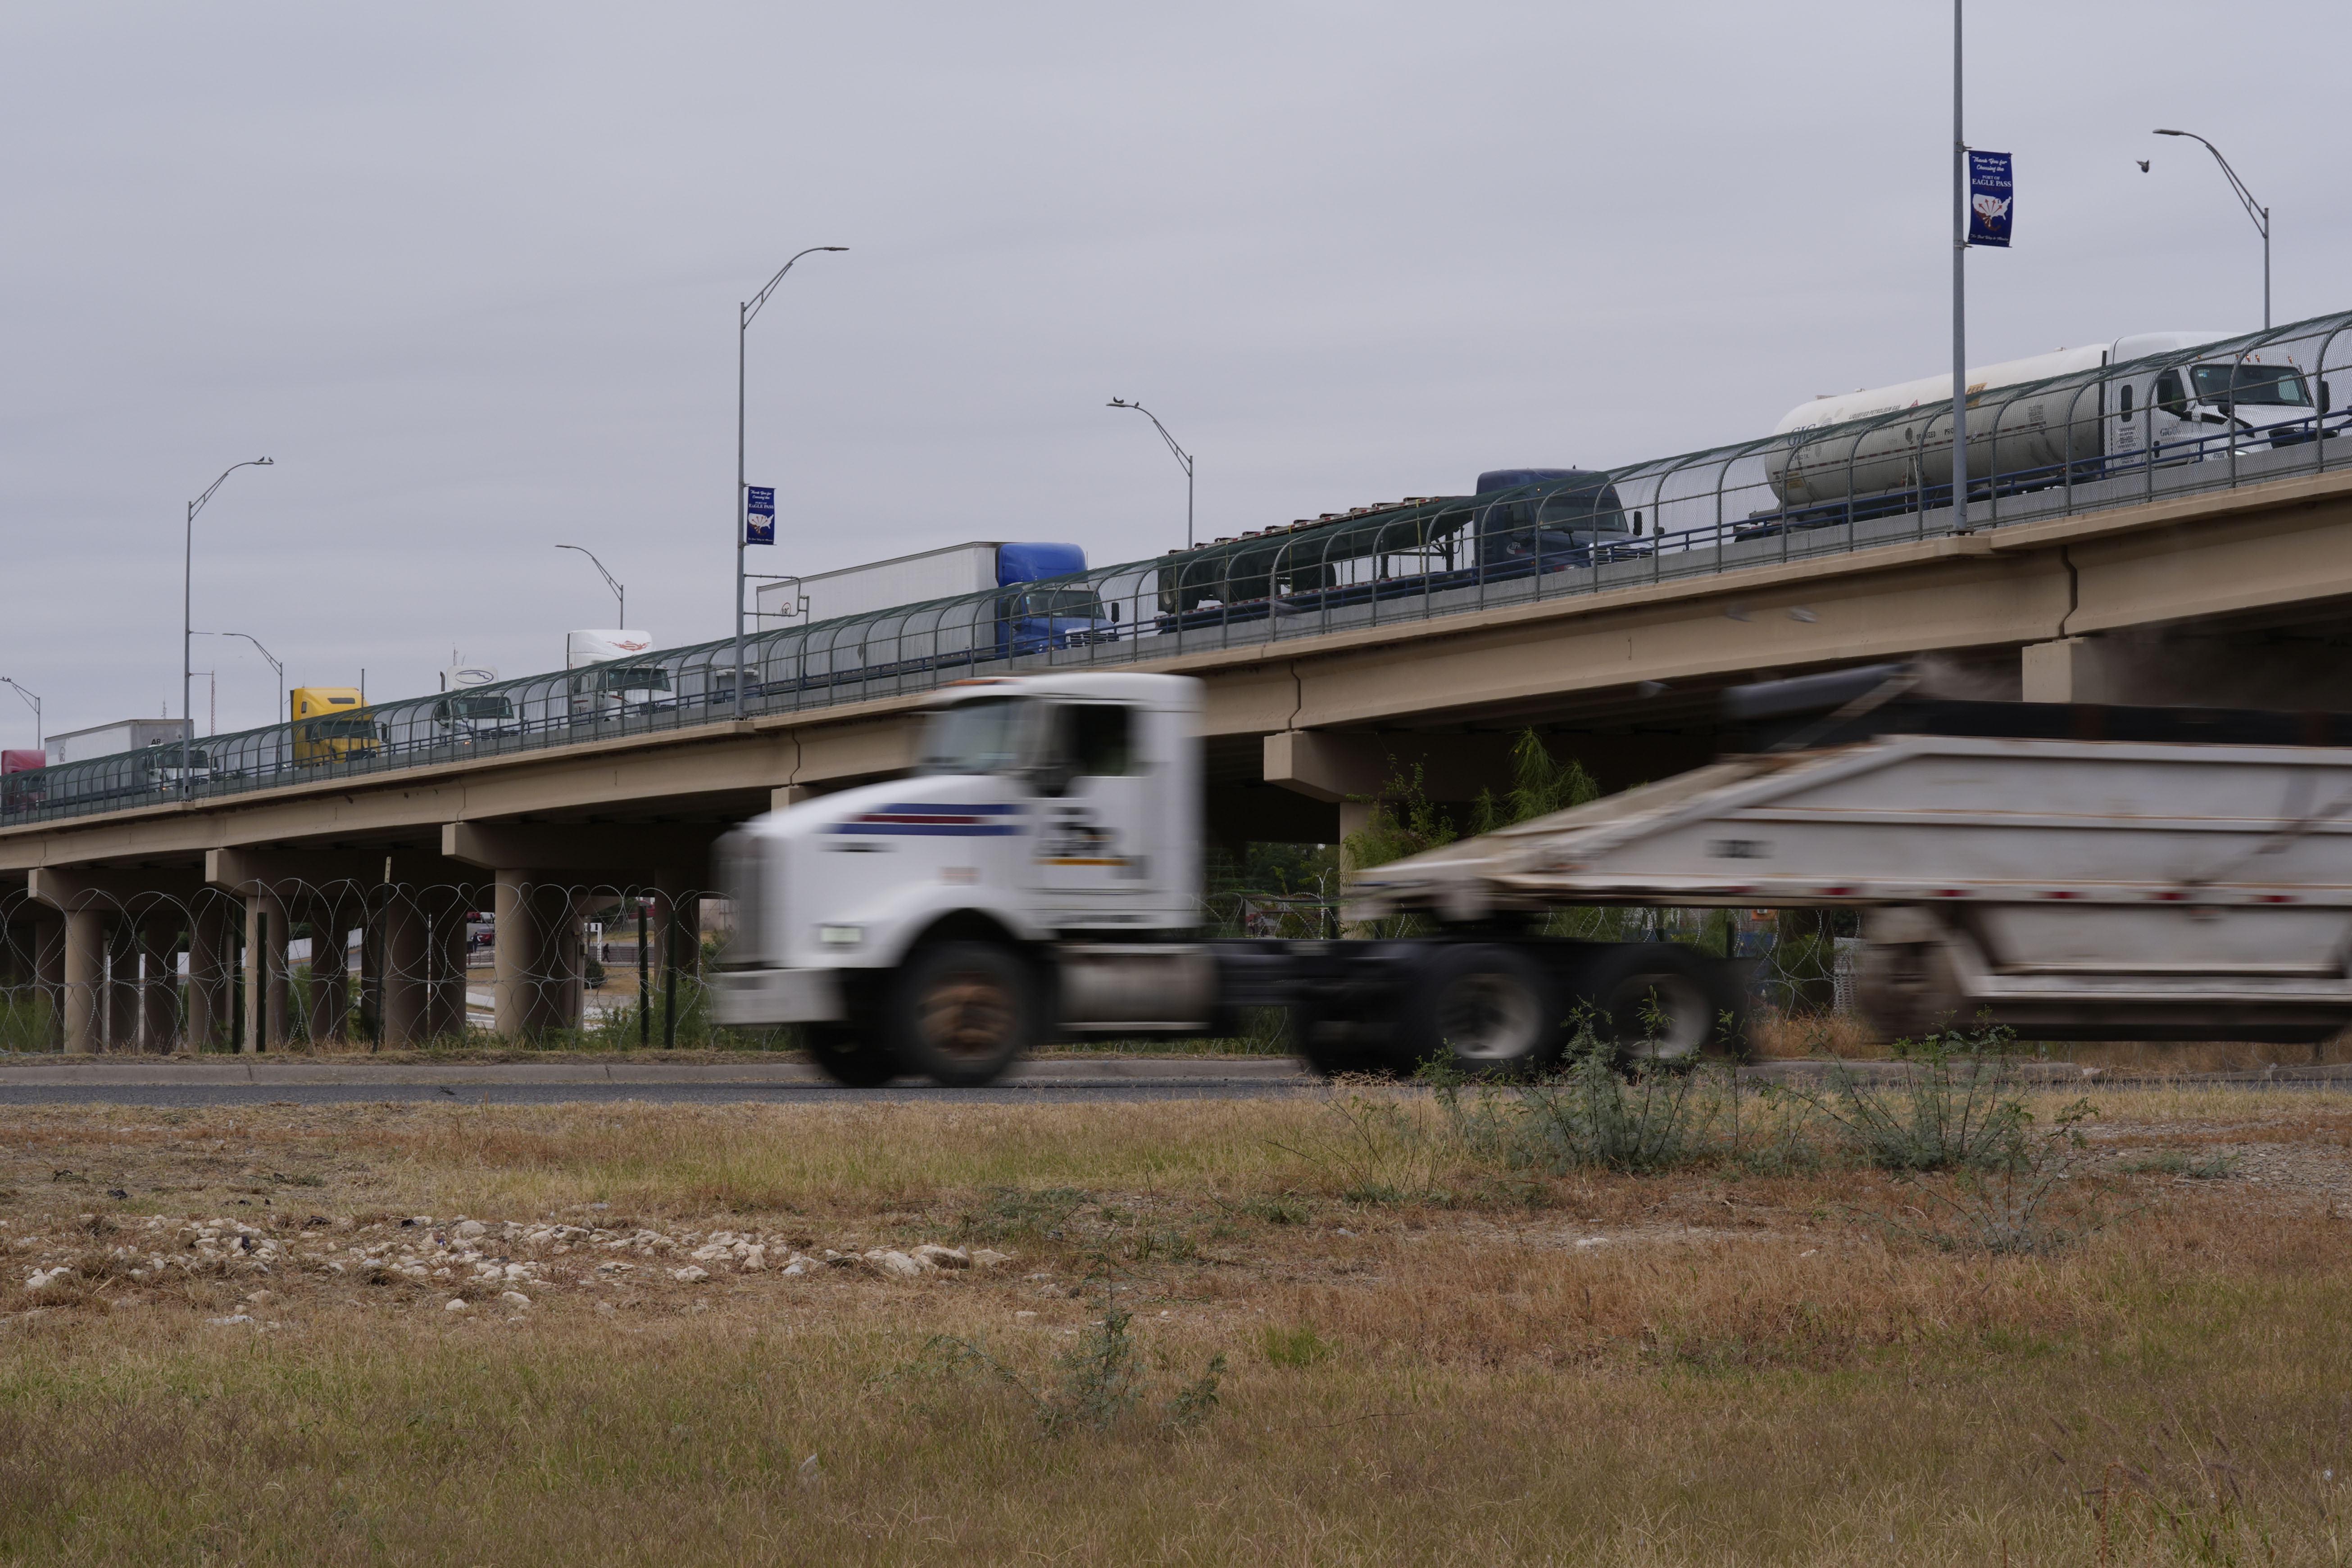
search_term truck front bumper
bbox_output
[711,967,846,1026]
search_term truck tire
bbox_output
[804,1025,900,1088]
[1579,944,1738,1065]
[885,942,1036,1088]
[1396,943,1561,1077]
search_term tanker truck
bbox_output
[1753,330,2328,534]
[712,668,2352,1086]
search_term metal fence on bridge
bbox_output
[8,309,2352,827]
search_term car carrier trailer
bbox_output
[711,668,2352,1086]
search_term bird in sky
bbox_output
[2137,159,2151,172]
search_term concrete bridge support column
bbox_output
[61,909,103,1054]
[102,917,140,1051]
[305,901,351,1047]
[424,890,472,1042]
[242,892,292,1053]
[2021,637,2117,704]
[494,873,574,1041]
[31,916,64,1051]
[138,908,182,1052]
[186,897,235,1051]
[379,891,429,1049]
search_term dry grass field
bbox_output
[3,1081,2351,1565]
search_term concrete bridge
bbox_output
[8,462,2352,1051]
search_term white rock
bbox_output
[444,1298,469,1313]
[671,1265,709,1283]
[970,1249,1013,1268]
[24,1267,69,1291]
[689,1243,731,1263]
[781,1261,807,1277]
[206,1313,254,1326]
[913,1245,970,1269]
[454,1220,486,1240]
[503,1263,529,1280]
[499,1290,531,1308]
[740,1245,767,1271]
[244,1289,276,1307]
[1014,1310,1039,1321]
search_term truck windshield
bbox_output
[443,695,513,721]
[1536,485,1630,532]
[917,696,1030,774]
[306,720,378,741]
[1006,589,1106,620]
[2191,363,2311,407]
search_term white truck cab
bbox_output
[713,673,1210,1084]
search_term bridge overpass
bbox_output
[8,310,2352,1051]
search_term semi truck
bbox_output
[713,667,2352,1085]
[567,631,669,718]
[751,541,1118,677]
[1754,330,2329,533]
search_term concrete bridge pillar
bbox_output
[2021,637,2116,704]
[493,872,576,1041]
[425,890,473,1043]
[185,896,235,1051]
[61,908,103,1054]
[304,905,350,1047]
[241,891,292,1053]
[102,917,141,1051]
[30,915,64,1051]
[137,908,181,1052]
[379,890,429,1049]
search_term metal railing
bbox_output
[7,309,2349,829]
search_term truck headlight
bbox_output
[818,924,864,948]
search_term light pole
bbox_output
[1107,398,1194,550]
[0,677,39,753]
[557,544,626,626]
[196,631,286,727]
[2154,129,2270,329]
[184,458,273,781]
[735,245,847,718]
[1949,0,1968,527]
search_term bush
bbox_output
[1433,1021,1726,1177]
[1784,1018,2034,1172]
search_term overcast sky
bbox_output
[3,1,2341,749]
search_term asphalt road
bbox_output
[0,1058,1317,1107]
[0,1056,2341,1108]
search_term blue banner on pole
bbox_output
[1967,151,2013,248]
[745,486,775,546]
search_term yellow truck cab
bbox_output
[291,687,381,764]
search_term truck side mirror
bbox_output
[1109,603,1120,623]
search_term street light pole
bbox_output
[2154,128,2271,329]
[1107,399,1194,550]
[1950,0,1969,528]
[556,544,626,626]
[184,458,273,784]
[734,245,847,719]
[195,631,286,727]
[0,677,40,752]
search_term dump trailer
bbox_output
[1350,666,2352,1045]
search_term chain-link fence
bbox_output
[8,313,2349,826]
[0,880,763,1054]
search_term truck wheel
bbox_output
[1398,944,1561,1077]
[1580,944,1735,1065]
[886,942,1036,1088]
[804,1025,900,1088]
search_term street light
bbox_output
[1107,399,1195,550]
[184,458,273,784]
[556,544,626,626]
[2154,128,2271,329]
[195,630,286,727]
[734,245,847,718]
[0,677,40,752]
